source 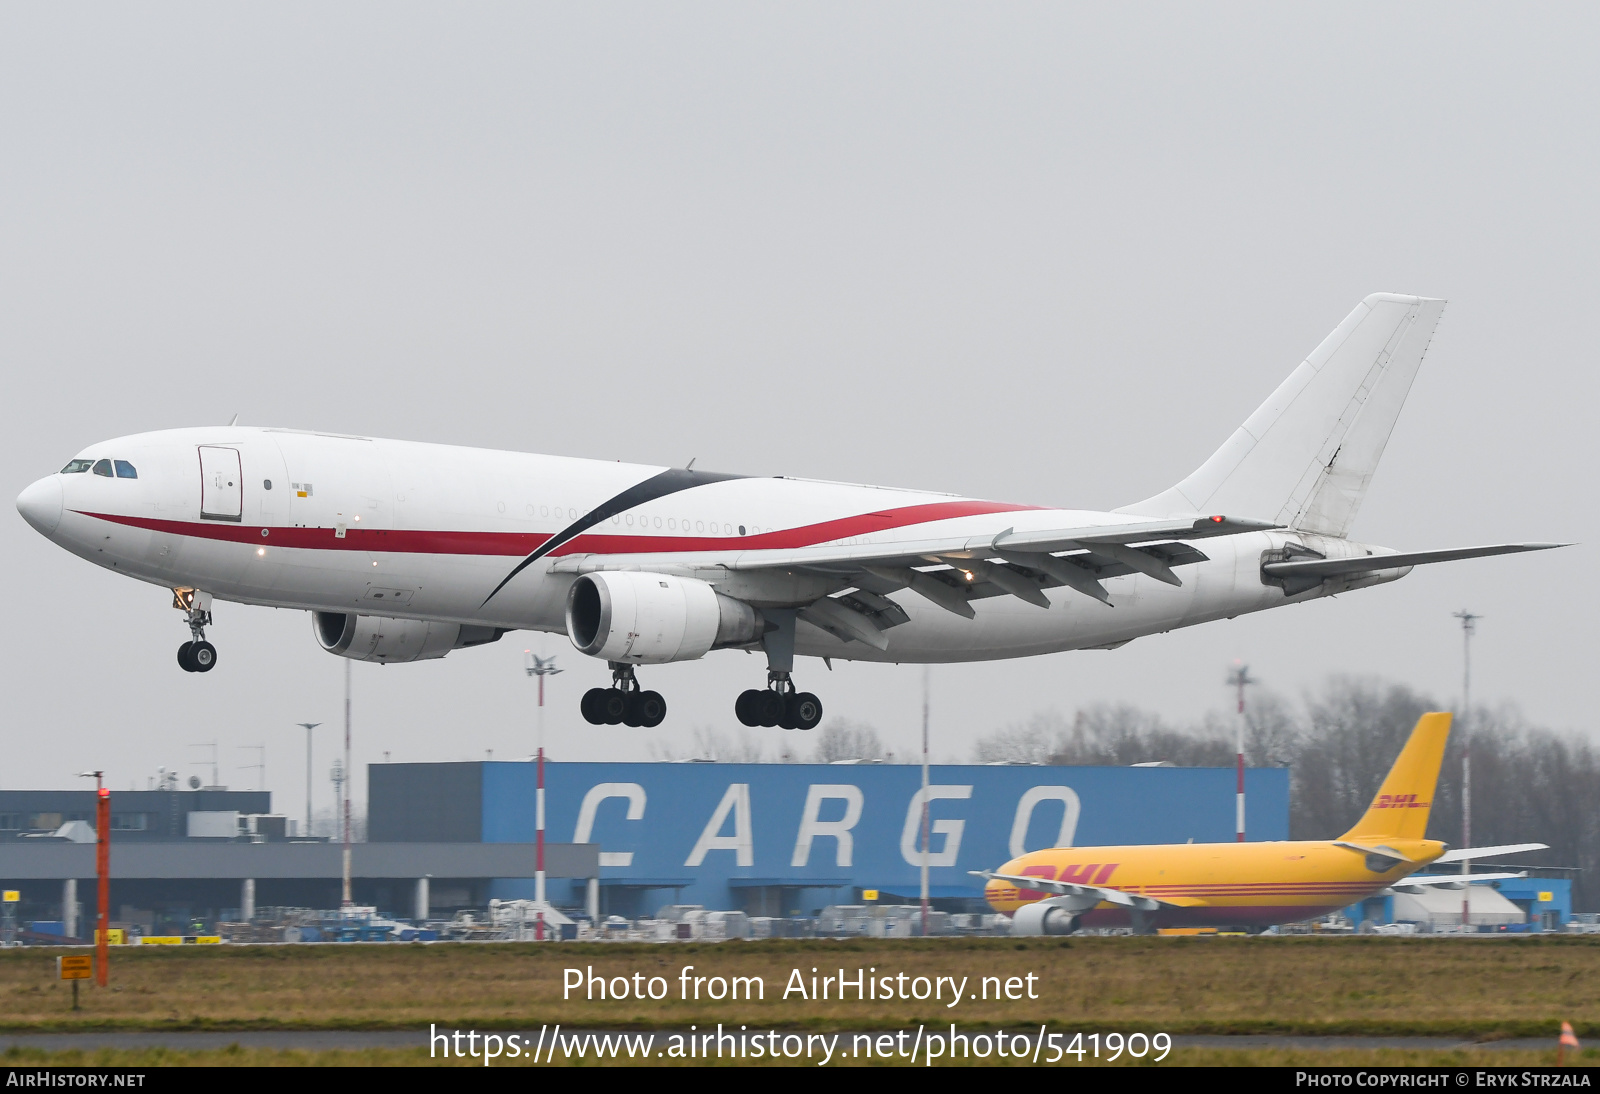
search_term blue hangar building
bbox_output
[370,762,1289,916]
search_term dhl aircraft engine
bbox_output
[313,611,505,663]
[565,571,763,664]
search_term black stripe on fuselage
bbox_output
[479,466,747,606]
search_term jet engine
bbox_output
[566,571,763,664]
[314,611,505,663]
[1010,902,1079,936]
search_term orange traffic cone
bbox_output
[1558,1021,1579,1065]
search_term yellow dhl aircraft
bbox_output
[976,712,1546,934]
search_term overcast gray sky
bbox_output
[1,3,1593,816]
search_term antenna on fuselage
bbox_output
[684,457,697,470]
[226,413,240,427]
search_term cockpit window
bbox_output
[114,460,138,479]
[92,459,113,477]
[60,459,93,474]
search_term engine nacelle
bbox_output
[566,571,763,664]
[1011,902,1079,936]
[314,611,505,663]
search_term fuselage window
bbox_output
[92,459,113,477]
[114,461,138,479]
[695,521,704,532]
[60,459,93,474]
[263,479,272,490]
[739,525,746,535]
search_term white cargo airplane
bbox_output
[16,294,1561,729]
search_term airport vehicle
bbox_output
[977,712,1547,933]
[15,294,1560,728]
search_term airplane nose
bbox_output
[16,476,63,536]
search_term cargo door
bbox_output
[198,446,243,522]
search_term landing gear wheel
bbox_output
[601,688,628,726]
[177,642,196,672]
[636,691,667,728]
[756,691,785,728]
[790,692,823,730]
[190,641,217,672]
[581,688,610,726]
[735,689,764,727]
[621,692,643,727]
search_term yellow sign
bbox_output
[862,890,879,901]
[139,936,221,945]
[57,955,92,981]
[94,929,125,946]
[2,891,18,903]
[1539,891,1555,903]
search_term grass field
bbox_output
[2,935,1596,1045]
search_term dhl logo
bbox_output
[1374,794,1429,809]
[1012,862,1120,899]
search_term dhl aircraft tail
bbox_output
[1337,712,1453,843]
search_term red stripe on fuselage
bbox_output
[73,498,1039,558]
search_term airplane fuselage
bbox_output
[984,837,1445,929]
[17,426,1406,664]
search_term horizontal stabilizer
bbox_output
[1433,842,1548,863]
[1263,542,1568,580]
[1384,872,1527,894]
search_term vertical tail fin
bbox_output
[1119,293,1446,538]
[1338,712,1452,842]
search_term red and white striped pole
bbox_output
[536,742,545,941]
[1227,661,1256,843]
[525,651,561,941]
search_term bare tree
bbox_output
[809,718,885,763]
[972,710,1065,764]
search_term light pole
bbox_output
[1225,661,1257,842]
[525,650,562,940]
[342,659,353,910]
[920,665,930,937]
[1453,609,1481,930]
[76,770,109,987]
[295,723,321,838]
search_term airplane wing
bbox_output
[970,869,1196,912]
[1262,543,1567,581]
[1433,843,1548,863]
[553,515,1278,643]
[1382,872,1528,895]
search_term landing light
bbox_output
[257,547,265,557]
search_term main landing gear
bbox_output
[580,663,666,728]
[735,672,823,730]
[173,587,217,673]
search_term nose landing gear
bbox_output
[736,672,823,730]
[173,588,217,673]
[580,663,666,728]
